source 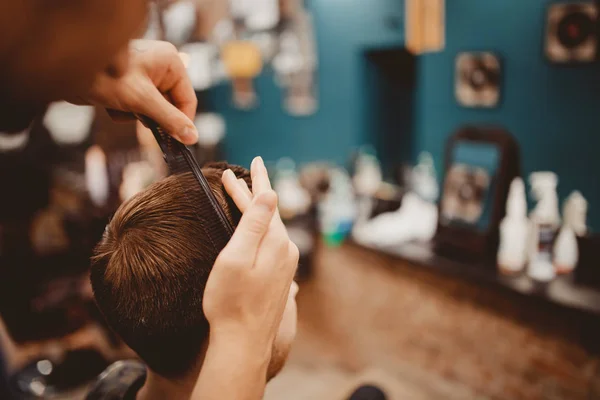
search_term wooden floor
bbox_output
[264,243,480,400]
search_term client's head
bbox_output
[90,162,297,383]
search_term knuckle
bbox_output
[274,239,290,261]
[216,252,245,269]
[189,95,198,109]
[247,219,268,236]
[289,242,300,264]
[160,41,179,56]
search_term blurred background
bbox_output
[3,0,600,398]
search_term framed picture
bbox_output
[546,2,598,63]
[434,126,520,261]
[455,52,501,108]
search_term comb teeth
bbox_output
[140,116,235,252]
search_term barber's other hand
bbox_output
[70,39,198,144]
[203,157,299,355]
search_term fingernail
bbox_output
[181,127,198,143]
[222,169,234,180]
[256,191,277,212]
[251,157,260,177]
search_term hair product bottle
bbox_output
[554,191,587,274]
[527,172,560,282]
[497,177,529,275]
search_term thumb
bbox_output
[136,85,198,145]
[223,191,278,261]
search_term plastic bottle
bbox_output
[85,145,109,208]
[497,177,529,275]
[563,191,588,237]
[352,149,382,198]
[318,168,357,247]
[553,191,587,274]
[527,172,561,282]
[553,226,578,274]
[273,158,311,220]
[411,152,439,203]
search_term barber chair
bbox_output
[10,349,109,399]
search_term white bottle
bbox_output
[245,0,280,31]
[553,191,587,274]
[352,150,383,197]
[563,191,588,237]
[195,113,226,147]
[497,177,529,274]
[85,145,109,208]
[273,158,311,220]
[411,152,439,203]
[0,128,30,153]
[44,102,95,145]
[553,226,578,274]
[318,168,357,246]
[527,172,561,282]
[162,1,197,47]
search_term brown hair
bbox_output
[90,162,251,378]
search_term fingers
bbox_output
[178,52,191,68]
[251,156,272,195]
[136,84,198,144]
[134,41,198,144]
[238,178,253,199]
[163,61,198,124]
[223,191,278,261]
[223,169,252,212]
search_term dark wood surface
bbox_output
[351,240,600,317]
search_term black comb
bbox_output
[138,116,234,250]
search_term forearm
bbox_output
[191,332,270,400]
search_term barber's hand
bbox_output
[70,39,198,144]
[203,156,299,355]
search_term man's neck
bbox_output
[137,365,202,400]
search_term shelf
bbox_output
[351,240,600,317]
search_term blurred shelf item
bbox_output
[405,0,445,54]
[351,240,600,317]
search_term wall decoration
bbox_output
[154,0,319,115]
[455,52,501,108]
[406,0,446,54]
[221,39,264,109]
[273,1,318,116]
[546,2,598,63]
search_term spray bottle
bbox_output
[85,145,109,208]
[318,168,357,247]
[411,152,439,203]
[273,157,311,220]
[554,191,587,274]
[527,172,561,282]
[497,177,529,275]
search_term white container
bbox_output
[527,172,560,282]
[497,178,529,274]
[554,226,579,274]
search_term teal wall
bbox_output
[211,0,600,231]
[414,0,600,231]
[209,0,405,167]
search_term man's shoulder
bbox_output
[85,360,147,400]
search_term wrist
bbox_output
[208,327,272,370]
